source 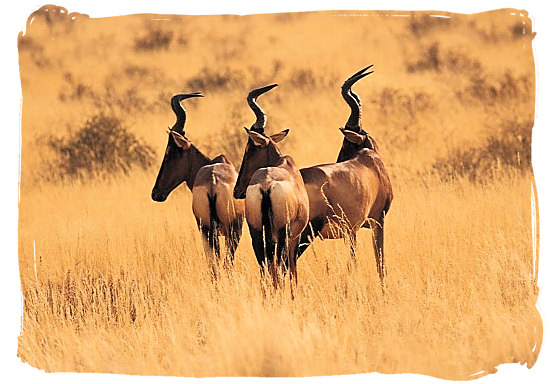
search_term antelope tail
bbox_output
[261,188,275,259]
[207,192,219,251]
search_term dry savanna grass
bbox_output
[17,6,540,379]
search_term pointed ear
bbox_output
[170,130,192,149]
[244,127,269,147]
[340,128,365,144]
[269,129,289,144]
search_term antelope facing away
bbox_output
[298,65,393,286]
[233,85,309,288]
[151,93,245,276]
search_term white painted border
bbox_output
[2,1,548,383]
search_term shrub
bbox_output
[432,120,532,183]
[17,35,50,68]
[201,109,248,168]
[46,114,155,180]
[409,14,452,37]
[288,68,337,90]
[511,21,533,39]
[58,72,96,101]
[186,67,244,92]
[59,73,150,114]
[134,28,173,51]
[376,87,432,120]
[460,71,531,105]
[407,43,483,74]
[289,69,318,89]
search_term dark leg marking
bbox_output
[371,215,385,289]
[200,224,219,279]
[276,225,290,272]
[225,217,243,267]
[297,216,326,259]
[249,225,266,268]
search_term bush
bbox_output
[134,28,173,51]
[409,14,452,37]
[288,68,337,90]
[59,73,150,114]
[58,72,96,101]
[46,114,155,180]
[201,108,248,168]
[511,21,533,39]
[407,43,483,74]
[186,67,244,92]
[17,35,50,68]
[376,87,432,120]
[460,71,531,105]
[432,120,532,183]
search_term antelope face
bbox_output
[233,128,289,199]
[151,131,193,202]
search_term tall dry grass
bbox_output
[17,6,540,379]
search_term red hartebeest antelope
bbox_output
[151,93,245,276]
[298,65,393,286]
[233,85,309,288]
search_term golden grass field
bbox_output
[17,6,541,379]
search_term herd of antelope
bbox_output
[151,65,393,291]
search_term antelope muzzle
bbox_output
[151,188,168,202]
[233,185,247,200]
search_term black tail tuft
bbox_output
[207,193,220,255]
[261,188,275,261]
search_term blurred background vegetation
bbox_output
[18,5,535,185]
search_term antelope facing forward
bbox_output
[151,93,245,275]
[298,65,393,286]
[233,85,309,287]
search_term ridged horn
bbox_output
[247,84,278,133]
[170,92,203,133]
[341,65,374,131]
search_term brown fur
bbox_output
[193,159,245,236]
[234,133,309,289]
[297,67,393,287]
[151,95,245,277]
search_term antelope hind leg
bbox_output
[224,218,243,268]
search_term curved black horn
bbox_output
[247,84,278,133]
[341,65,374,130]
[349,64,374,79]
[171,92,204,133]
[347,64,373,106]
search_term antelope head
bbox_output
[336,65,379,162]
[151,92,205,202]
[233,84,289,199]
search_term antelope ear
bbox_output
[269,129,289,144]
[245,127,269,147]
[340,128,365,144]
[170,131,192,149]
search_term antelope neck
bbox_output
[186,145,212,190]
